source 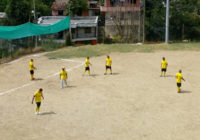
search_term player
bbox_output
[104,55,112,75]
[176,70,185,93]
[161,57,168,77]
[60,67,68,88]
[29,59,36,80]
[31,88,44,115]
[83,56,92,75]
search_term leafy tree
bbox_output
[170,0,200,41]
[5,0,32,25]
[145,0,165,41]
[67,0,88,16]
[0,0,9,12]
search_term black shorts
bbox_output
[30,70,34,75]
[161,68,167,72]
[36,102,41,108]
[106,66,111,69]
[85,67,90,71]
[177,83,181,87]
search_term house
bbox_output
[51,0,69,16]
[37,16,98,45]
[82,0,101,16]
[100,0,143,42]
[71,16,98,45]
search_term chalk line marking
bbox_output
[0,59,84,96]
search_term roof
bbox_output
[38,16,98,28]
[37,16,66,25]
[71,16,98,28]
[100,6,140,12]
[0,12,6,19]
[51,1,67,10]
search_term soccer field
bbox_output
[0,51,200,140]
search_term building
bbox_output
[71,16,98,44]
[52,0,69,16]
[100,0,143,42]
[82,0,101,16]
[37,16,98,45]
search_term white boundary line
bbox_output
[0,59,84,96]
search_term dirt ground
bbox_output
[1,51,200,140]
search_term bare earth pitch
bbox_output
[0,51,200,140]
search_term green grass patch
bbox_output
[45,42,200,59]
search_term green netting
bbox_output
[0,16,70,40]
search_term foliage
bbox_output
[4,0,53,25]
[65,32,72,46]
[45,42,200,59]
[67,0,88,16]
[0,0,9,12]
[145,0,200,41]
[112,35,122,43]
[145,0,165,41]
[5,0,32,25]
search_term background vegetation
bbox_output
[45,42,200,59]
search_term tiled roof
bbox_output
[51,2,67,10]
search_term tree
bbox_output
[5,0,32,25]
[145,0,165,41]
[0,0,9,12]
[170,0,200,41]
[67,0,88,16]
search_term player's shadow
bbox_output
[67,85,76,88]
[181,90,192,94]
[34,78,43,81]
[111,72,119,75]
[164,75,174,78]
[40,111,56,116]
[89,74,99,77]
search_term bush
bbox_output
[41,40,63,51]
[112,35,122,43]
[65,32,72,46]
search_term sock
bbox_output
[178,87,181,92]
[110,69,112,74]
[164,72,166,76]
[105,69,107,74]
[88,71,90,75]
[31,74,34,80]
[36,107,39,112]
[161,72,163,76]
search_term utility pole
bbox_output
[143,0,145,43]
[165,0,169,43]
[33,0,37,47]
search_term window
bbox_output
[58,10,63,16]
[129,0,136,4]
[85,28,92,34]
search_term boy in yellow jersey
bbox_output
[29,59,36,80]
[32,88,44,115]
[60,67,68,88]
[176,70,185,93]
[161,57,168,77]
[83,56,92,75]
[104,55,112,75]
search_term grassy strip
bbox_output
[45,42,200,59]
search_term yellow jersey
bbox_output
[176,72,183,83]
[29,61,34,70]
[106,58,112,66]
[85,59,90,67]
[60,70,67,80]
[34,91,43,103]
[161,60,168,69]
